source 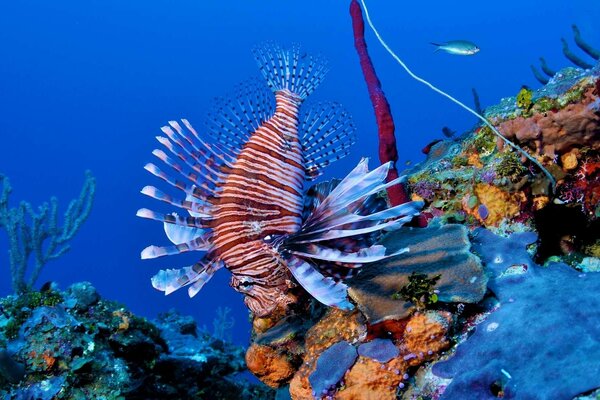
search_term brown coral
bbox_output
[347,225,486,323]
[497,86,600,157]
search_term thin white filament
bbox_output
[358,0,556,190]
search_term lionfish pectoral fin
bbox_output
[140,232,211,259]
[140,185,212,218]
[252,43,329,100]
[300,102,357,180]
[151,259,223,297]
[285,255,354,310]
[296,159,422,238]
[162,224,206,247]
[289,243,410,264]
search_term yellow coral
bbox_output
[561,150,579,171]
[532,196,550,211]
[470,184,524,226]
[516,86,533,110]
[112,310,130,332]
[411,193,425,203]
[467,152,483,168]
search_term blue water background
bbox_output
[1,0,598,345]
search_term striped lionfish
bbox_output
[137,44,422,317]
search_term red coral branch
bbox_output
[349,0,409,206]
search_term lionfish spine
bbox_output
[139,43,370,318]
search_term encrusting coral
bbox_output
[404,63,599,235]
[347,224,487,322]
[432,230,600,399]
[244,224,487,399]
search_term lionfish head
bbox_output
[229,238,294,317]
[230,273,293,317]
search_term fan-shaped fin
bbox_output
[154,134,225,185]
[140,231,211,259]
[140,186,212,217]
[204,79,275,155]
[296,202,422,241]
[151,259,223,297]
[300,102,356,180]
[290,243,409,264]
[303,159,417,233]
[163,216,207,246]
[136,208,208,229]
[293,214,414,244]
[143,163,216,203]
[285,255,353,310]
[252,43,329,100]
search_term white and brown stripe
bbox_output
[208,90,304,314]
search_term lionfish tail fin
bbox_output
[301,102,357,180]
[252,42,329,100]
[151,259,223,297]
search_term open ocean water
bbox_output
[1,0,599,347]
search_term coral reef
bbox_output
[241,58,600,400]
[405,63,599,243]
[496,82,599,156]
[285,309,453,400]
[0,172,95,294]
[432,230,600,399]
[244,224,485,399]
[0,283,273,399]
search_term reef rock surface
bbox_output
[0,282,273,399]
[244,63,600,400]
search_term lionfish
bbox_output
[137,44,422,317]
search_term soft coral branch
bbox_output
[350,0,409,207]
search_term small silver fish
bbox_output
[431,40,480,56]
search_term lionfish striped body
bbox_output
[138,44,423,317]
[211,89,305,313]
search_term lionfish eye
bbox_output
[237,280,255,293]
[263,235,273,243]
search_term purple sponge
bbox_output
[309,341,358,397]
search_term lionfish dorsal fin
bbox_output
[252,43,329,100]
[203,78,275,158]
[300,102,357,180]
